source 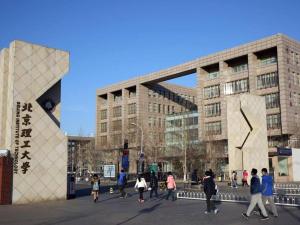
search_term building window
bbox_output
[100,122,107,132]
[113,106,122,117]
[112,120,122,131]
[257,72,278,89]
[203,85,220,99]
[128,103,136,115]
[128,132,136,144]
[100,136,107,145]
[158,104,161,113]
[264,93,280,109]
[188,128,199,141]
[205,121,222,135]
[128,117,137,129]
[267,114,281,129]
[184,117,198,126]
[207,71,220,80]
[153,103,158,113]
[232,64,248,73]
[112,134,122,146]
[278,157,289,176]
[100,109,107,120]
[260,56,277,66]
[204,102,221,117]
[148,103,152,113]
[224,79,248,95]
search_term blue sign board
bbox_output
[277,147,292,156]
[122,155,129,169]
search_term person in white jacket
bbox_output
[135,174,147,203]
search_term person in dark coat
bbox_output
[149,171,159,198]
[203,170,219,214]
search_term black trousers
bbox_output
[150,187,158,198]
[119,185,126,197]
[206,194,215,212]
[138,187,145,200]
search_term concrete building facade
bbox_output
[96,34,300,182]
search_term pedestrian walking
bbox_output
[203,170,219,214]
[91,174,100,203]
[117,169,127,198]
[242,168,269,220]
[242,170,249,187]
[135,174,147,203]
[166,172,176,201]
[261,168,278,217]
[231,171,237,188]
[149,171,158,198]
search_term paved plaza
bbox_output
[0,183,299,225]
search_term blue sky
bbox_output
[1,0,300,136]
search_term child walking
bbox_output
[135,174,147,203]
[91,174,100,203]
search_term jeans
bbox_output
[166,188,175,201]
[150,187,158,198]
[205,194,215,212]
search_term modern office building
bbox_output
[96,34,300,182]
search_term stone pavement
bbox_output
[0,184,299,225]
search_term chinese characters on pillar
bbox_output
[14,102,33,174]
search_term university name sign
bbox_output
[14,102,33,174]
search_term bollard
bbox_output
[292,197,296,205]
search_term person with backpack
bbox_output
[242,168,269,220]
[149,171,158,198]
[203,170,219,214]
[91,174,100,203]
[134,174,147,203]
[261,168,278,217]
[117,169,127,198]
[166,172,176,201]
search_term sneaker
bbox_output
[94,199,96,203]
[242,213,249,220]
[204,211,210,214]
[214,208,219,214]
[273,215,278,218]
[261,216,269,220]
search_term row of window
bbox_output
[165,129,199,143]
[257,72,278,89]
[289,70,300,86]
[148,117,164,128]
[148,89,195,103]
[290,92,300,107]
[99,117,137,133]
[204,72,279,99]
[206,56,277,80]
[166,117,198,128]
[224,79,249,95]
[99,103,137,120]
[266,114,281,129]
[148,103,177,114]
[99,114,282,145]
[204,102,221,117]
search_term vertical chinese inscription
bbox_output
[14,102,33,174]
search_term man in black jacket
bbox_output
[242,168,269,220]
[203,170,219,214]
[149,171,158,198]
